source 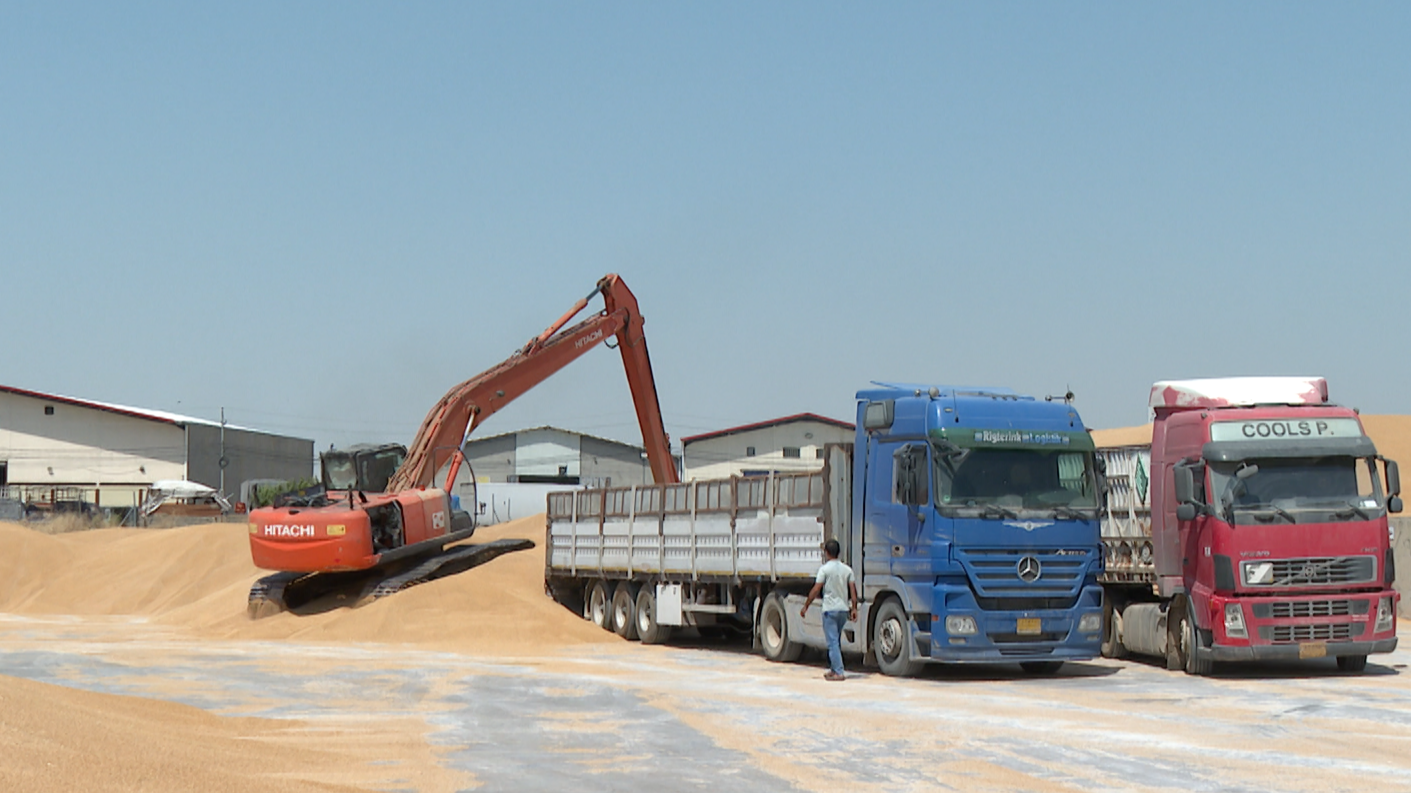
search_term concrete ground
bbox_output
[2,614,1408,792]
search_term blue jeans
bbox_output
[822,610,848,675]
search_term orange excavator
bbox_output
[246,274,678,617]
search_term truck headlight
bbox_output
[945,615,978,636]
[1244,562,1274,586]
[1077,613,1102,634]
[1224,603,1247,638]
[1375,597,1394,633]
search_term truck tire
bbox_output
[611,582,639,640]
[1100,601,1127,659]
[1019,661,1064,675]
[1178,601,1211,676]
[1336,654,1368,672]
[635,586,673,645]
[874,599,925,677]
[588,580,613,631]
[759,594,802,662]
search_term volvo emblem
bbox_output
[1005,521,1054,532]
[1017,556,1042,583]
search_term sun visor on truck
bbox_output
[1202,436,1377,463]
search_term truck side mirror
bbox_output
[1390,496,1404,514]
[893,444,929,507]
[912,457,929,506]
[1093,455,1109,510]
[1173,464,1201,521]
[1173,465,1195,505]
[1385,458,1401,498]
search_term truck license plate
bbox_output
[1017,618,1041,635]
[1299,642,1327,659]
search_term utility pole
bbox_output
[219,407,227,497]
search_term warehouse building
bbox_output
[459,426,673,525]
[0,385,313,511]
[681,413,854,480]
[462,426,666,487]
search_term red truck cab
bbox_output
[1146,377,1400,673]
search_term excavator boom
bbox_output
[389,273,677,491]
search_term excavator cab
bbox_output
[321,444,408,493]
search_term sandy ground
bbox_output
[3,516,1411,792]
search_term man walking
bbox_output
[800,538,858,681]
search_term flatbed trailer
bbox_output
[545,457,846,648]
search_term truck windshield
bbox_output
[1209,456,1380,524]
[933,445,1098,513]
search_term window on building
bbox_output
[783,447,801,459]
[746,446,756,456]
[44,405,54,416]
[815,448,824,459]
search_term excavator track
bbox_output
[370,538,534,598]
[247,538,535,619]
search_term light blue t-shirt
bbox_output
[815,559,855,614]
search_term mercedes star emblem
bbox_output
[1017,556,1042,583]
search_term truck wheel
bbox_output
[611,582,639,640]
[1019,661,1064,675]
[588,581,613,631]
[759,594,802,662]
[1179,604,1211,676]
[635,586,672,645]
[874,600,924,677]
[1336,655,1368,672]
[1100,601,1127,659]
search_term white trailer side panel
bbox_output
[546,471,829,582]
[1096,445,1156,584]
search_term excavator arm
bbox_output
[386,274,678,492]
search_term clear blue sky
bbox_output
[3,3,1408,452]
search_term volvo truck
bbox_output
[1097,377,1400,674]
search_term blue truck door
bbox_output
[864,439,934,582]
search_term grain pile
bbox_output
[0,513,613,655]
[0,513,614,792]
[0,674,371,793]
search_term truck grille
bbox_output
[1253,599,1368,619]
[959,549,1089,598]
[1264,556,1376,586]
[1259,623,1361,643]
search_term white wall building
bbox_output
[462,426,672,488]
[681,413,855,481]
[0,385,313,510]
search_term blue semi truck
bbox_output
[545,383,1106,675]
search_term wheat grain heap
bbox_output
[0,514,607,792]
